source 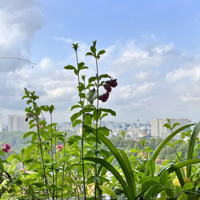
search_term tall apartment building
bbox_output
[151,118,192,138]
[8,115,30,132]
[0,113,2,132]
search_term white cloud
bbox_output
[166,65,200,82]
[0,0,43,71]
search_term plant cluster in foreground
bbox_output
[0,42,200,200]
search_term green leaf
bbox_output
[49,105,54,113]
[140,176,157,186]
[78,62,88,71]
[172,122,180,130]
[183,182,194,190]
[187,122,200,177]
[86,52,94,56]
[64,65,76,70]
[97,50,106,58]
[10,154,23,163]
[99,185,118,199]
[99,74,111,80]
[88,76,97,83]
[97,127,110,136]
[31,182,44,187]
[71,104,81,111]
[23,131,36,139]
[90,46,96,54]
[70,112,80,122]
[150,123,195,162]
[99,108,116,116]
[177,192,188,200]
[147,160,155,177]
[68,135,82,145]
[88,132,136,199]
[83,157,130,198]
[164,123,171,130]
[72,119,82,128]
[24,158,34,164]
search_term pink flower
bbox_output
[2,144,11,153]
[56,145,63,151]
[39,124,43,129]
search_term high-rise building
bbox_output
[0,113,2,132]
[8,115,30,132]
[151,118,192,138]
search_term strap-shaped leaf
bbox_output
[187,122,200,177]
[92,132,136,199]
[83,157,130,199]
[99,185,118,199]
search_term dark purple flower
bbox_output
[103,84,112,92]
[2,144,11,153]
[99,92,109,102]
[106,79,118,88]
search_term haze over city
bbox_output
[1,1,200,124]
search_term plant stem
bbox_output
[75,48,86,200]
[95,56,100,200]
[50,113,55,200]
[35,110,49,199]
[61,133,67,200]
[1,170,40,200]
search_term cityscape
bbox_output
[0,113,193,139]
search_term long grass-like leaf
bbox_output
[150,123,195,162]
[168,159,200,174]
[187,122,200,177]
[83,157,130,199]
[96,132,136,199]
[118,149,136,195]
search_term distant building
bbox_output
[0,113,2,132]
[151,118,192,138]
[8,115,29,132]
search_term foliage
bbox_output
[0,42,200,200]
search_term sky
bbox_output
[1,0,200,124]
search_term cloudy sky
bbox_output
[1,0,200,124]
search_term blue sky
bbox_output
[1,0,200,123]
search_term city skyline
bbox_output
[1,1,200,123]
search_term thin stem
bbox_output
[61,133,67,200]
[55,130,58,200]
[75,48,86,200]
[1,170,40,200]
[35,110,49,199]
[50,113,55,200]
[95,57,100,200]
